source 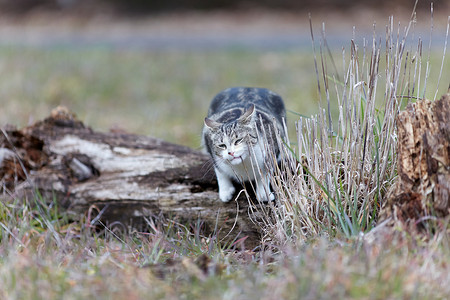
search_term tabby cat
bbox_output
[202,87,286,202]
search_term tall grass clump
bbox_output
[260,8,449,243]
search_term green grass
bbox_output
[1,46,446,149]
[0,47,320,148]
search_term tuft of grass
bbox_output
[257,8,450,243]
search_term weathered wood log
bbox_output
[380,94,450,228]
[0,107,263,248]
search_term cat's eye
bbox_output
[217,144,227,149]
[234,138,244,145]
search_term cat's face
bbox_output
[204,106,257,165]
[209,125,255,165]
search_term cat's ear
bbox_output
[204,118,221,129]
[238,104,255,124]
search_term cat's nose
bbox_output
[228,151,234,157]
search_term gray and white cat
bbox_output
[202,87,286,202]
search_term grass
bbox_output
[248,12,450,245]
[0,47,319,148]
[1,8,450,300]
[0,46,446,151]
[1,199,449,299]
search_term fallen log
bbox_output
[380,94,450,228]
[0,107,263,248]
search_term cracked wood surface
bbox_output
[380,94,449,227]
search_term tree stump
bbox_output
[380,94,450,228]
[0,107,264,248]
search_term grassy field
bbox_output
[1,11,450,299]
[2,46,447,149]
[0,198,448,299]
[0,47,321,148]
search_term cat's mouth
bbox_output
[229,155,243,164]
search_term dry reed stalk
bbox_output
[247,3,448,245]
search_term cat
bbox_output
[202,87,286,202]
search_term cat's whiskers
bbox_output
[200,159,217,179]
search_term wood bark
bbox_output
[0,107,263,248]
[379,94,450,227]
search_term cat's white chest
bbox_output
[214,141,274,202]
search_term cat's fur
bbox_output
[202,87,286,202]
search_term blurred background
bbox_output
[0,0,448,13]
[0,0,449,147]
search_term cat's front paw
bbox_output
[256,187,275,202]
[219,185,235,202]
